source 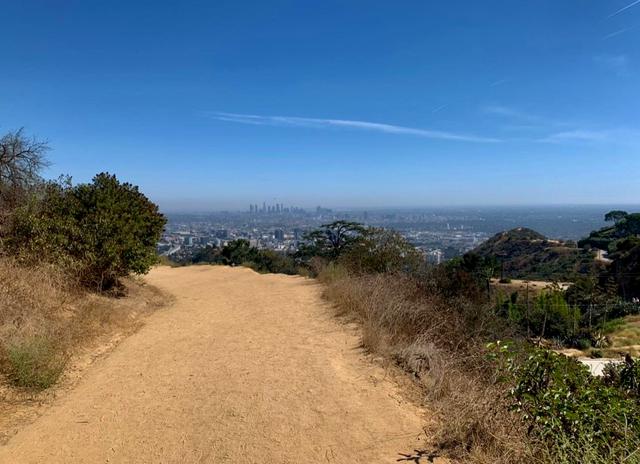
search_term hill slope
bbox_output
[472,227,597,281]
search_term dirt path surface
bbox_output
[0,266,427,463]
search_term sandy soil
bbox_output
[490,278,571,292]
[0,266,428,463]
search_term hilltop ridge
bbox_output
[470,227,598,281]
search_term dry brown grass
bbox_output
[318,265,533,463]
[0,258,167,390]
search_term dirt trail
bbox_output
[0,266,427,463]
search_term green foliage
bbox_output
[5,336,66,390]
[190,245,220,264]
[603,356,640,399]
[4,173,166,290]
[577,211,640,299]
[219,239,297,275]
[431,253,497,301]
[490,344,640,463]
[530,287,581,339]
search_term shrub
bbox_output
[5,336,66,390]
[492,345,640,463]
[603,355,640,399]
[5,173,166,290]
[338,227,424,275]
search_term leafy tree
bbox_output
[220,239,255,265]
[190,245,220,264]
[5,173,166,290]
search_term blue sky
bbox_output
[1,0,639,211]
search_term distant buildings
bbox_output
[248,201,306,215]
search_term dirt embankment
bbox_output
[0,266,429,463]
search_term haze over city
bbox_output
[2,0,639,211]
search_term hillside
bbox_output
[579,212,640,298]
[471,227,598,281]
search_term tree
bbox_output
[298,220,366,260]
[0,129,50,217]
[5,173,166,290]
[339,227,423,274]
[605,210,628,224]
[220,239,255,265]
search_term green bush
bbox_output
[491,344,640,462]
[5,337,66,390]
[5,173,166,290]
[603,356,640,399]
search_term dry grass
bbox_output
[0,258,167,391]
[318,265,533,463]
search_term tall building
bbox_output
[274,229,285,241]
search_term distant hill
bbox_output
[471,227,598,282]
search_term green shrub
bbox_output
[590,349,603,358]
[5,337,66,390]
[491,345,640,462]
[603,356,640,399]
[5,173,166,290]
[576,338,592,350]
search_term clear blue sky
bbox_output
[1,1,639,211]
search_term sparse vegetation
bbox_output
[5,336,66,390]
[232,219,640,463]
[0,129,167,392]
[472,227,599,281]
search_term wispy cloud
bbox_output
[482,105,565,127]
[208,112,500,143]
[483,105,637,146]
[541,128,640,144]
[603,28,630,40]
[489,78,510,87]
[542,130,610,143]
[483,105,531,119]
[594,54,630,76]
[608,0,640,18]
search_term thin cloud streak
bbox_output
[603,28,630,40]
[542,130,609,143]
[209,112,500,143]
[540,129,640,144]
[489,78,510,87]
[608,0,640,18]
[482,105,566,127]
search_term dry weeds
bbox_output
[318,265,533,463]
[0,258,167,391]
